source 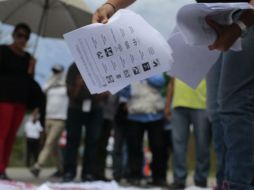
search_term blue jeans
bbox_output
[207,24,254,189]
[206,56,225,189]
[172,107,211,185]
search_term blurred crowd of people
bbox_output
[26,62,211,189]
[0,0,254,190]
[0,26,212,188]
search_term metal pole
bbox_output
[32,0,49,55]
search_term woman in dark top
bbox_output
[0,23,36,180]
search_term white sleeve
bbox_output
[36,122,43,132]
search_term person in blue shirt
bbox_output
[119,75,167,187]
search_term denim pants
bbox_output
[172,107,211,185]
[206,24,254,189]
[206,56,225,189]
[64,107,103,179]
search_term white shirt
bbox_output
[25,120,43,139]
[46,86,69,120]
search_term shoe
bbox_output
[195,180,207,188]
[0,172,11,180]
[114,176,122,182]
[81,174,97,182]
[95,175,111,182]
[50,170,64,178]
[168,182,185,190]
[127,178,147,187]
[147,179,168,187]
[62,173,75,183]
[30,167,40,178]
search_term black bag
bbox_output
[27,78,46,126]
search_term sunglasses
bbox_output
[15,32,29,41]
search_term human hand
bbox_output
[164,107,172,121]
[28,56,36,75]
[75,75,84,88]
[206,17,242,51]
[92,3,115,24]
[97,91,110,101]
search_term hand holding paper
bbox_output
[64,10,173,94]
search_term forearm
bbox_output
[165,79,174,109]
[107,0,136,10]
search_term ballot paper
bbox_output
[176,2,253,51]
[64,10,173,94]
[168,32,220,88]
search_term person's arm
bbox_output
[206,8,254,51]
[164,78,174,120]
[92,0,136,23]
[27,56,36,76]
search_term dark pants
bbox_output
[162,128,173,174]
[64,107,103,179]
[95,119,113,178]
[126,119,166,181]
[113,118,129,180]
[26,138,40,167]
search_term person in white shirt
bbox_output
[30,64,69,178]
[24,108,43,167]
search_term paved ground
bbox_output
[6,167,216,188]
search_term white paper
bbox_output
[176,3,253,51]
[64,10,173,94]
[0,180,36,190]
[37,181,161,190]
[167,32,220,88]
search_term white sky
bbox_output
[85,0,194,37]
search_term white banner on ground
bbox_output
[0,180,36,190]
[0,180,213,190]
[37,181,161,190]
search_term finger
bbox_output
[92,14,109,24]
[208,41,226,51]
[205,17,221,34]
[92,14,101,23]
[91,15,98,23]
[101,18,109,24]
[208,44,216,51]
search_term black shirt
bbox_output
[0,45,32,103]
[66,63,102,110]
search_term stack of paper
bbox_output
[168,2,253,88]
[176,2,252,51]
[64,10,173,94]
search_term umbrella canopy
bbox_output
[0,0,92,38]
